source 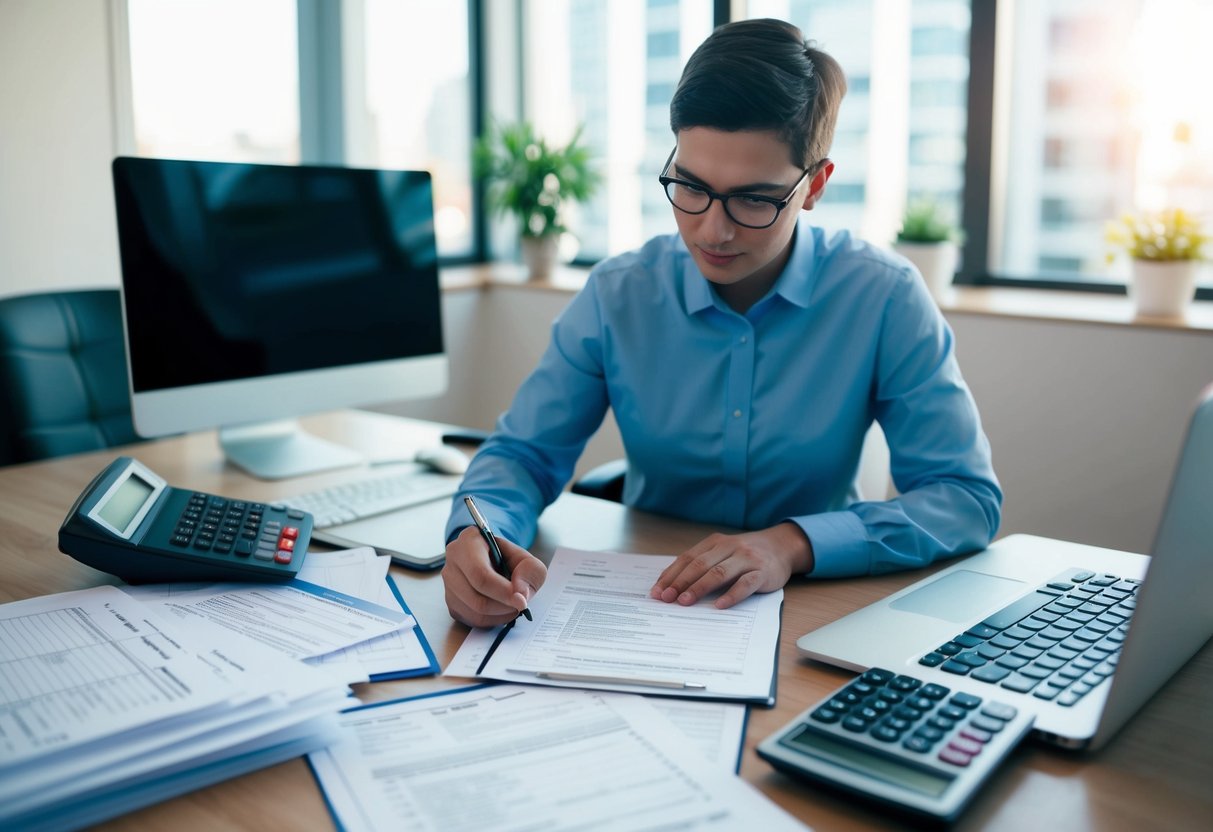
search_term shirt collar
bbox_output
[679,218,820,315]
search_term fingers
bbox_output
[649,528,800,608]
[443,527,545,628]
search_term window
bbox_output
[348,0,475,258]
[993,0,1213,289]
[741,1,970,247]
[521,0,714,261]
[126,0,299,163]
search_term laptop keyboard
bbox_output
[918,568,1140,707]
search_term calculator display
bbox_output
[784,727,952,798]
[96,473,156,534]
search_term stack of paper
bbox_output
[127,547,439,684]
[0,567,422,832]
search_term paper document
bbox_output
[128,578,413,660]
[446,548,782,703]
[308,684,806,832]
[0,586,351,831]
[297,548,439,680]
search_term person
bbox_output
[442,18,1001,629]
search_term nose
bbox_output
[699,198,737,245]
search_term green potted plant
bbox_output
[474,120,599,279]
[892,198,964,301]
[1105,208,1208,317]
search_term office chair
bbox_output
[0,289,140,466]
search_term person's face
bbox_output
[666,127,832,307]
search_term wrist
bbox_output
[780,521,815,575]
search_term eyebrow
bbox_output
[671,163,788,195]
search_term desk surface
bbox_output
[2,410,1210,832]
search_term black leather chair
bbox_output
[569,458,627,503]
[0,289,140,466]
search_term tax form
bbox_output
[127,578,413,660]
[446,548,782,704]
[308,684,807,832]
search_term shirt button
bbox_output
[733,409,742,418]
[740,335,748,344]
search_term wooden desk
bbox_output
[2,410,1209,831]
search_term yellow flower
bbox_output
[1105,208,1210,262]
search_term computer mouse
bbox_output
[414,444,470,476]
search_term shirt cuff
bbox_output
[790,511,870,579]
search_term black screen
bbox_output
[112,157,444,393]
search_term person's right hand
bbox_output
[442,525,546,628]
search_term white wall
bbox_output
[0,0,123,298]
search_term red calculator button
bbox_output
[274,550,293,564]
[282,526,299,540]
[278,536,295,551]
[938,748,972,767]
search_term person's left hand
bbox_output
[649,522,814,609]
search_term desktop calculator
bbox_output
[59,456,313,583]
[757,668,1035,822]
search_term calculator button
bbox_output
[274,550,293,564]
[938,747,973,767]
[889,675,922,692]
[947,737,983,756]
[193,538,212,551]
[913,726,945,742]
[903,735,934,753]
[842,716,869,732]
[253,547,274,561]
[919,683,950,699]
[980,702,1018,721]
[960,726,993,743]
[927,716,956,731]
[810,707,841,724]
[278,537,295,551]
[235,540,254,556]
[861,668,894,685]
[969,715,1006,733]
[287,509,305,520]
[170,534,191,547]
[918,652,945,667]
[282,526,299,540]
[950,692,982,709]
[870,725,901,743]
[877,688,903,703]
[213,543,232,554]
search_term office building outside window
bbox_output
[524,0,713,261]
[742,0,970,248]
[348,0,475,258]
[995,0,1213,289]
[126,0,300,164]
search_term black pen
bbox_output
[464,496,531,621]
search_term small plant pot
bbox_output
[1129,259,1198,317]
[521,234,559,280]
[893,241,958,302]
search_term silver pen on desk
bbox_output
[520,670,707,690]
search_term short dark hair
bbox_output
[669,18,846,169]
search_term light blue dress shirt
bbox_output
[446,220,1001,578]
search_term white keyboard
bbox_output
[282,470,460,528]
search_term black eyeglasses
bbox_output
[658,147,815,230]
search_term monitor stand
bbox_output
[219,420,363,480]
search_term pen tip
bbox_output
[522,608,532,621]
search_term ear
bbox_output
[800,160,835,211]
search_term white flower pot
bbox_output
[521,234,559,280]
[1129,259,1198,317]
[893,241,958,302]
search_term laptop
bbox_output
[797,383,1213,750]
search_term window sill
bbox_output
[442,263,1213,334]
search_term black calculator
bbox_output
[758,668,1035,822]
[59,456,312,583]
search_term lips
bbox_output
[698,247,741,267]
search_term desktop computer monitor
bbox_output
[111,157,448,479]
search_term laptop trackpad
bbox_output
[889,570,1025,623]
